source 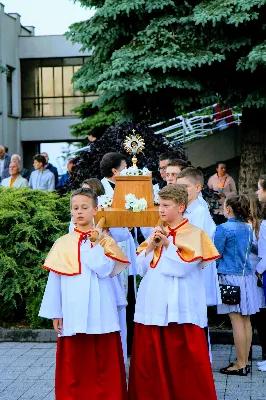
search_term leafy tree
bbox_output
[0,66,8,74]
[0,188,70,328]
[68,0,266,190]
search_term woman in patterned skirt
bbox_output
[214,195,260,376]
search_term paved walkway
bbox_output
[0,343,265,399]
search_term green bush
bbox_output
[0,188,70,328]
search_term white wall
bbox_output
[185,128,241,168]
[19,35,91,59]
[2,13,18,68]
[20,117,81,142]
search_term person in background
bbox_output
[87,128,100,153]
[100,152,128,196]
[0,145,11,182]
[41,152,59,186]
[176,167,221,361]
[2,154,30,181]
[165,159,188,185]
[244,192,266,369]
[29,154,55,191]
[80,177,128,363]
[255,176,266,370]
[56,157,75,190]
[158,153,187,189]
[1,162,28,188]
[100,152,138,355]
[158,153,173,189]
[208,161,237,225]
[166,160,209,210]
[215,195,260,376]
[82,178,105,195]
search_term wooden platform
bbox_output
[94,206,159,227]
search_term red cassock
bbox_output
[55,332,127,400]
[128,323,218,400]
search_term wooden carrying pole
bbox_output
[90,216,106,242]
[154,217,166,243]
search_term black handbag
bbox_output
[219,284,240,305]
[219,227,251,305]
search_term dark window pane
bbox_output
[63,58,83,66]
[64,97,84,116]
[42,58,63,67]
[22,99,42,118]
[21,60,40,99]
[42,98,63,117]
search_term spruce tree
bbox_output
[67,0,266,190]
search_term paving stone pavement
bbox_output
[0,342,265,399]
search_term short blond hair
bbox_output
[177,167,204,187]
[158,184,188,208]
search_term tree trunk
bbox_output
[238,108,266,193]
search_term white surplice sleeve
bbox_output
[257,221,266,274]
[84,244,115,278]
[109,228,131,242]
[39,272,62,319]
[136,250,154,277]
[161,244,200,278]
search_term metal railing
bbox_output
[151,104,242,144]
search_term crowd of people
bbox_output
[1,145,266,399]
[0,144,75,190]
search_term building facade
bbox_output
[0,3,92,168]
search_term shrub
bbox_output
[0,188,70,328]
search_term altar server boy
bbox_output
[128,185,219,400]
[39,188,128,400]
[176,167,221,307]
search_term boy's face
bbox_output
[159,197,185,224]
[176,177,201,205]
[159,159,169,180]
[71,195,97,227]
[33,160,43,170]
[166,166,182,185]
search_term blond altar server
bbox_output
[128,185,219,400]
[39,188,128,399]
[176,167,221,307]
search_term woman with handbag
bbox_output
[214,195,260,376]
[244,193,266,370]
[255,177,266,370]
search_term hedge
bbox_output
[0,188,70,328]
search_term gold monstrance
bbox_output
[94,130,159,228]
[123,129,145,169]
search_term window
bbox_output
[7,66,13,115]
[21,58,96,118]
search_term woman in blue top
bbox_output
[214,195,260,376]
